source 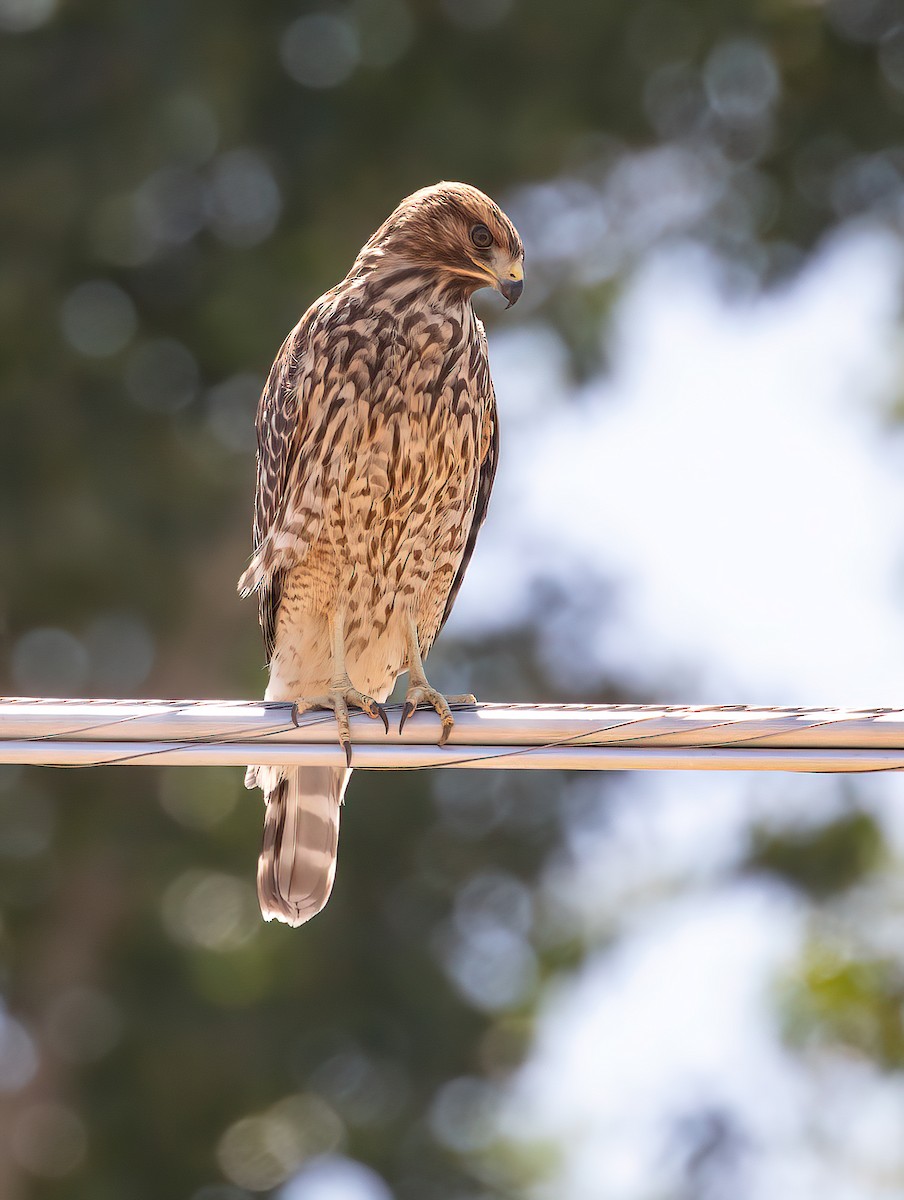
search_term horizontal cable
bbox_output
[0,738,903,772]
[1,699,904,771]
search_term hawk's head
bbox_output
[364,181,524,307]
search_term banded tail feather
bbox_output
[256,766,350,926]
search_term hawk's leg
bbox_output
[292,608,389,766]
[399,613,476,745]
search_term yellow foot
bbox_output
[292,684,389,767]
[399,688,477,746]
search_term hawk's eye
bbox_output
[470,223,493,250]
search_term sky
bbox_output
[469,224,904,706]
[471,225,904,1200]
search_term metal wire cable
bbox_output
[2,699,904,772]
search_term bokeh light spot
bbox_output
[134,166,208,246]
[879,28,904,93]
[280,1155,393,1200]
[44,986,124,1064]
[11,1103,87,1178]
[0,0,55,32]
[428,1076,498,1153]
[432,770,512,838]
[644,63,709,141]
[308,1048,409,1128]
[207,373,261,452]
[217,1095,344,1192]
[0,1015,38,1092]
[280,15,360,89]
[60,280,137,358]
[454,870,534,939]
[832,152,903,220]
[703,38,780,122]
[827,0,901,44]
[162,870,259,950]
[11,628,90,696]
[208,150,281,247]
[434,918,538,1013]
[125,337,199,413]
[159,768,240,831]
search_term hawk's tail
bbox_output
[254,765,350,926]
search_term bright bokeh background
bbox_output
[488,231,904,1200]
[4,2,904,1198]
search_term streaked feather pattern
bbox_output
[241,183,523,925]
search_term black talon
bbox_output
[342,738,353,768]
[376,704,390,734]
[399,700,416,735]
[291,702,301,727]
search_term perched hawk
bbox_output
[239,182,524,926]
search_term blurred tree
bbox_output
[3,0,904,1197]
[746,808,885,899]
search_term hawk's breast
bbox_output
[329,300,488,640]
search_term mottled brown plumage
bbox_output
[240,182,524,926]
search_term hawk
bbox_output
[239,182,524,926]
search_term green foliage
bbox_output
[783,937,904,1069]
[746,809,885,898]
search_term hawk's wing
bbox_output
[437,323,499,636]
[239,305,328,660]
[253,329,298,660]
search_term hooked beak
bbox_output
[497,260,524,308]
